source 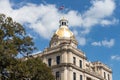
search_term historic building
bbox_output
[34,18,112,80]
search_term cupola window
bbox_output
[62,22,66,26]
[59,18,68,26]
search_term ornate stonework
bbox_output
[35,18,112,80]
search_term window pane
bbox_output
[56,56,60,65]
[80,75,82,80]
[48,58,51,66]
[73,57,76,65]
[108,74,110,80]
[62,22,66,25]
[73,72,76,80]
[104,72,106,79]
[79,60,82,68]
[56,71,60,80]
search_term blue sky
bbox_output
[0,0,120,79]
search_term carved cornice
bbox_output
[92,62,112,73]
[41,44,86,59]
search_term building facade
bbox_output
[35,18,112,80]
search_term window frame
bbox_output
[48,58,52,67]
[56,56,60,65]
[73,72,76,80]
[73,57,76,65]
[79,60,82,68]
[80,75,82,80]
[56,71,60,80]
[104,72,106,79]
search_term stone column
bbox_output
[84,74,86,80]
[61,67,67,80]
[68,67,73,80]
[68,51,73,64]
[62,51,67,63]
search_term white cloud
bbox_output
[82,0,116,27]
[77,37,86,46]
[32,51,41,55]
[91,41,101,46]
[73,30,86,46]
[91,39,115,48]
[111,55,120,61]
[101,18,119,26]
[64,11,83,27]
[102,39,115,48]
[0,0,118,45]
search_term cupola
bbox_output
[55,18,73,38]
[50,18,78,48]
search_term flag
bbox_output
[59,6,64,10]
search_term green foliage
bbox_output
[0,14,55,80]
[9,57,55,80]
[0,13,35,71]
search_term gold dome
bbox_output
[50,18,78,47]
[54,17,74,38]
[55,25,73,38]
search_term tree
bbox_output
[9,57,55,80]
[0,14,55,80]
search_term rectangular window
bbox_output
[56,56,60,65]
[104,72,106,79]
[56,71,60,80]
[79,60,82,68]
[80,75,82,80]
[48,58,52,66]
[108,74,110,80]
[73,57,76,65]
[73,72,76,80]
